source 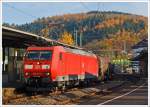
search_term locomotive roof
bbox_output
[64,47,96,57]
[27,46,54,50]
[27,46,96,57]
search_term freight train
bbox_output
[23,46,111,89]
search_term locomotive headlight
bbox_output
[25,65,33,69]
[46,72,50,76]
[42,65,50,69]
[25,72,29,76]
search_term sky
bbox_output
[2,2,148,25]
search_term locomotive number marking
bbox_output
[35,65,41,69]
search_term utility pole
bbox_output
[123,40,127,54]
[76,30,78,46]
[80,31,82,47]
[73,28,75,45]
[74,28,78,46]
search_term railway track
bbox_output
[3,81,124,104]
[3,75,142,105]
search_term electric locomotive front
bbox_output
[24,47,53,86]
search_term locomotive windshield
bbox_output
[26,51,52,60]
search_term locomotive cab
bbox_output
[24,48,53,86]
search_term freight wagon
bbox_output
[24,46,99,88]
[98,57,112,81]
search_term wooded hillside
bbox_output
[3,11,148,55]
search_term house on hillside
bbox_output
[132,38,148,57]
[131,38,148,77]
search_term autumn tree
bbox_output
[59,31,74,45]
[41,27,49,38]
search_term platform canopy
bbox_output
[2,26,83,49]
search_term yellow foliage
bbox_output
[87,27,147,52]
[41,27,49,38]
[59,31,74,45]
[95,15,147,30]
[95,16,126,29]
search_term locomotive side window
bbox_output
[59,53,62,60]
[27,51,39,60]
[26,51,52,60]
[40,51,52,60]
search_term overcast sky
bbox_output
[2,2,148,25]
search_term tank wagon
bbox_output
[23,46,99,88]
[98,57,112,81]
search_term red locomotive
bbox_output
[23,46,100,88]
